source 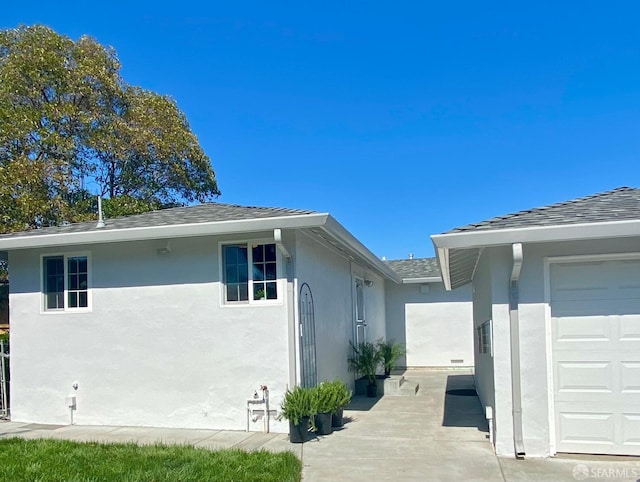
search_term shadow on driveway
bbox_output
[345,395,382,412]
[442,374,489,433]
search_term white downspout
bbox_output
[509,243,525,458]
[275,229,297,389]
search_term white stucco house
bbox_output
[433,187,640,458]
[0,203,403,433]
[0,201,477,434]
[384,257,473,368]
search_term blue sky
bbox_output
[3,2,640,259]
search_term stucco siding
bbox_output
[386,281,473,367]
[294,233,354,387]
[487,245,515,457]
[294,232,388,387]
[9,234,291,433]
[471,250,494,414]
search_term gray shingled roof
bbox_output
[385,257,441,279]
[0,202,317,240]
[447,187,640,233]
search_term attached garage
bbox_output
[432,187,640,458]
[549,256,640,456]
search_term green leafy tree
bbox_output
[0,24,220,233]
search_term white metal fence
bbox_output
[0,338,8,419]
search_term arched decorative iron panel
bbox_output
[299,283,317,388]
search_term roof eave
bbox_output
[435,245,452,291]
[322,216,402,284]
[431,218,640,250]
[432,218,640,292]
[0,213,331,251]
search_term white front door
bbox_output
[354,278,366,345]
[550,258,640,455]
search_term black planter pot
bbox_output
[314,412,333,435]
[289,416,310,443]
[331,408,344,428]
[366,383,377,398]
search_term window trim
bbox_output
[40,251,92,314]
[219,240,282,307]
[477,319,492,355]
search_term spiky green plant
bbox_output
[280,386,314,426]
[320,379,352,414]
[348,341,382,385]
[376,339,406,376]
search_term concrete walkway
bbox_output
[2,369,640,481]
[0,421,299,455]
[302,369,640,481]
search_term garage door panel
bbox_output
[553,314,611,341]
[552,299,640,316]
[621,362,640,392]
[555,361,613,393]
[622,414,640,446]
[551,287,611,303]
[557,411,615,444]
[551,258,640,456]
[620,317,640,340]
[550,262,607,290]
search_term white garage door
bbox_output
[551,258,640,455]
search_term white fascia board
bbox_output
[402,277,442,284]
[435,246,452,291]
[431,218,640,250]
[322,216,402,284]
[0,213,330,251]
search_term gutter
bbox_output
[401,276,442,284]
[0,213,331,251]
[431,218,640,250]
[509,243,526,458]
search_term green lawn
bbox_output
[0,438,301,482]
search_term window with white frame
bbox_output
[477,320,492,355]
[42,254,90,311]
[222,243,278,303]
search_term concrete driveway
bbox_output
[2,369,639,481]
[301,369,640,481]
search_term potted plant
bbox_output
[376,339,406,377]
[322,379,352,428]
[312,383,335,435]
[280,386,314,443]
[348,341,382,397]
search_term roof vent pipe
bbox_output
[96,196,105,229]
[509,242,525,458]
